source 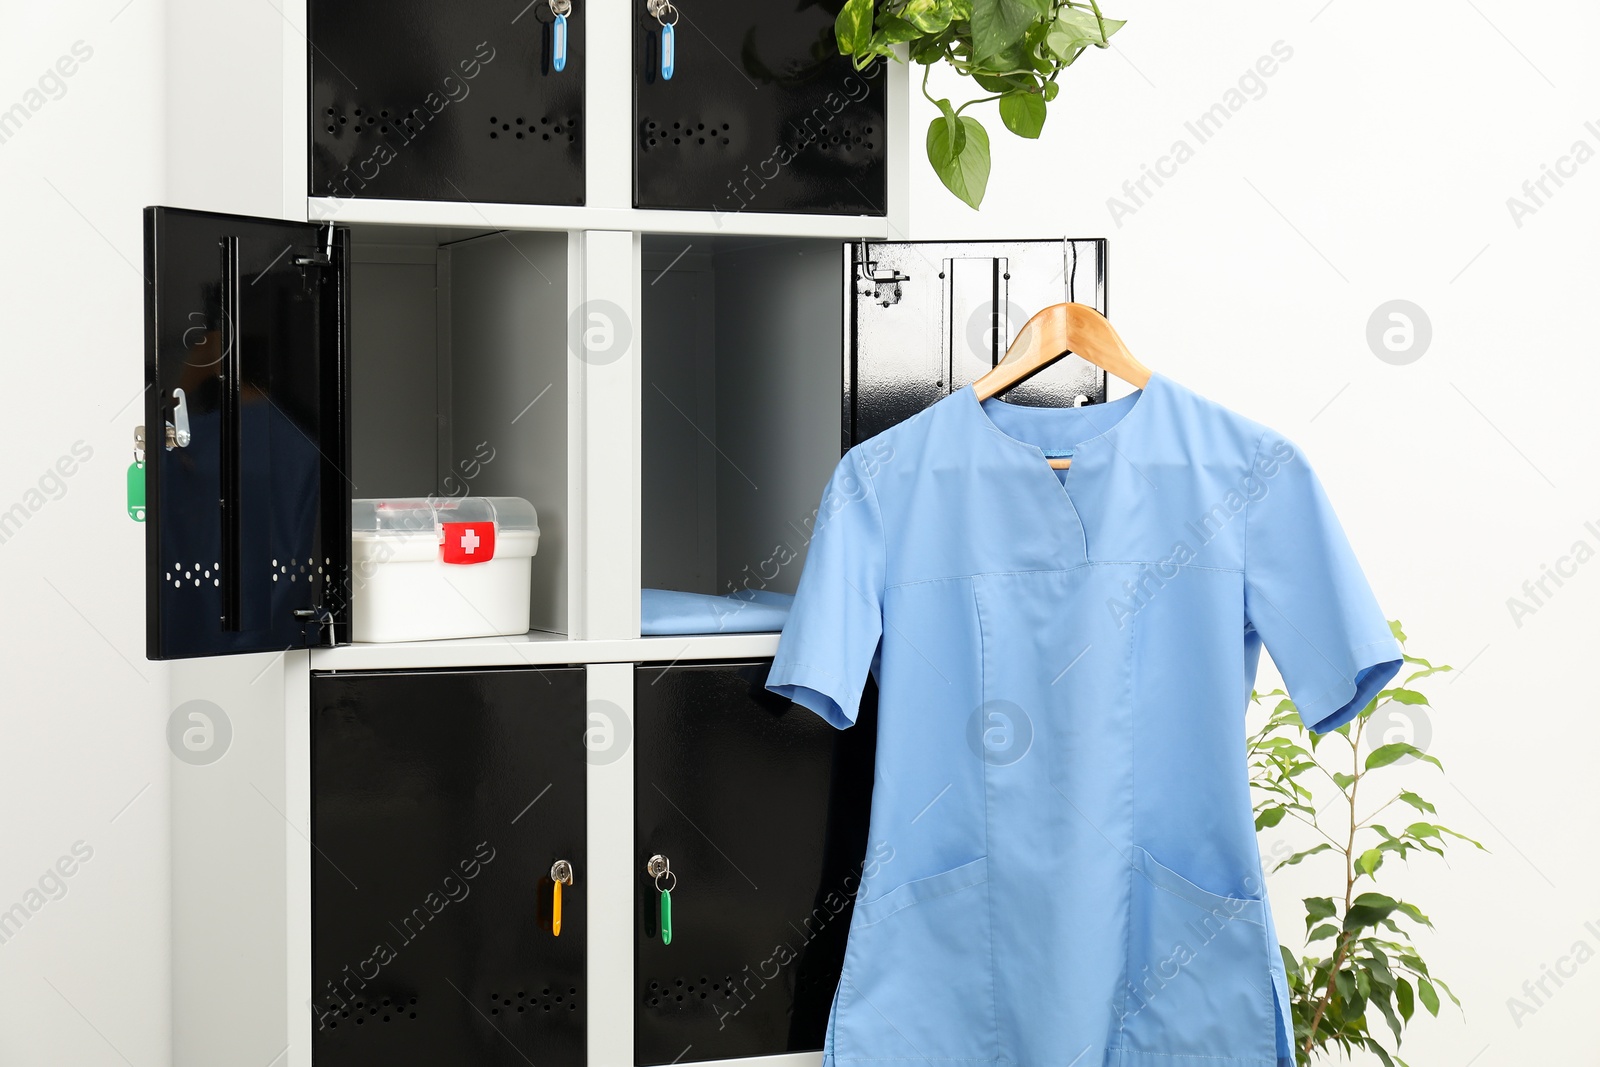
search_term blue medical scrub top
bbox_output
[767,372,1402,1067]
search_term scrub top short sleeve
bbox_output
[1244,430,1403,734]
[767,449,886,730]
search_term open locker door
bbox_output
[143,207,350,660]
[843,238,1108,448]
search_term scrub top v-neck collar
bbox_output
[964,371,1158,473]
[962,373,1161,563]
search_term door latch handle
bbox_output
[551,859,574,936]
[165,388,191,450]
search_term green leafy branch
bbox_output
[834,0,1125,208]
[1248,621,1485,1066]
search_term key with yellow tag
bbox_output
[550,859,573,936]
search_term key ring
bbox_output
[647,0,679,26]
[654,869,677,894]
[550,0,572,15]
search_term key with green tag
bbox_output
[648,853,676,945]
[128,426,146,522]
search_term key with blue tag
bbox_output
[647,0,678,80]
[550,0,571,72]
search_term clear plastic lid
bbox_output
[352,497,538,537]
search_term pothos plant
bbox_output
[1248,621,1485,1067]
[833,0,1125,209]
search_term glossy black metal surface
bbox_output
[143,207,350,660]
[312,667,587,1067]
[633,0,886,215]
[310,0,585,205]
[843,238,1109,448]
[634,661,878,1065]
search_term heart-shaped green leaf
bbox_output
[901,0,958,34]
[970,0,1042,63]
[926,112,991,208]
[874,14,925,46]
[835,0,874,55]
[998,90,1046,137]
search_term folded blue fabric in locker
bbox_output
[640,588,795,635]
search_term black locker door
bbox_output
[143,207,350,660]
[634,661,877,1065]
[312,667,587,1067]
[310,1,585,205]
[844,238,1109,448]
[634,0,886,215]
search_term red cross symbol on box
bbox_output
[440,521,496,565]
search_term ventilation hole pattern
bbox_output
[486,985,581,1017]
[166,561,223,590]
[643,973,731,1010]
[639,118,734,151]
[487,114,581,144]
[638,119,874,154]
[318,106,581,147]
[313,994,420,1032]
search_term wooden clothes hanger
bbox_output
[970,303,1152,470]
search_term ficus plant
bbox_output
[833,0,1125,209]
[1248,621,1485,1067]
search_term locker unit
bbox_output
[309,0,586,206]
[632,0,887,215]
[311,667,587,1066]
[633,662,877,1065]
[152,12,1121,1067]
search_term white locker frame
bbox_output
[165,1,914,1065]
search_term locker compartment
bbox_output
[143,208,569,659]
[633,0,885,215]
[310,0,585,206]
[634,661,878,1065]
[640,235,845,602]
[638,235,1107,606]
[312,666,587,1067]
[346,224,570,639]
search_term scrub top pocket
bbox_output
[1113,847,1277,1067]
[834,855,998,1066]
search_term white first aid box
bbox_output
[351,496,539,643]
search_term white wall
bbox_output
[910,1,1599,1062]
[0,2,171,1065]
